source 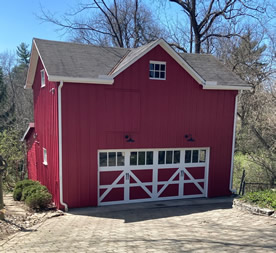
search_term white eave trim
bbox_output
[48,75,114,85]
[21,123,35,142]
[25,39,50,89]
[203,84,251,90]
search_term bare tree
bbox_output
[0,51,33,132]
[40,0,164,48]
[166,0,271,53]
[219,31,276,187]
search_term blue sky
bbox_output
[0,0,86,52]
[0,0,181,53]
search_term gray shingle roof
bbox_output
[35,38,129,78]
[110,40,158,76]
[180,53,246,87]
[33,38,249,89]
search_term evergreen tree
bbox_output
[0,67,15,131]
[16,43,30,66]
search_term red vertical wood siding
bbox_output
[26,128,37,181]
[61,45,237,208]
[32,59,61,208]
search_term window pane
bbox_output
[158,151,165,164]
[41,70,45,86]
[166,151,173,164]
[199,150,206,162]
[155,64,160,70]
[185,150,191,163]
[99,152,107,167]
[149,71,154,78]
[155,72,160,78]
[150,63,154,70]
[146,151,153,165]
[108,152,116,166]
[174,150,180,164]
[161,64,165,71]
[117,152,125,166]
[43,148,47,164]
[138,152,146,165]
[130,152,137,165]
[160,72,165,79]
[192,150,199,163]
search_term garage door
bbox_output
[98,148,209,206]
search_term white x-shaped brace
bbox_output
[157,168,204,197]
[99,168,204,202]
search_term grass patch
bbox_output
[241,190,276,210]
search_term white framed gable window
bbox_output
[149,61,166,80]
[41,69,46,87]
[43,148,48,165]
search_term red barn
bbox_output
[23,38,250,210]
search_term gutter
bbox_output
[229,95,238,194]
[58,81,68,211]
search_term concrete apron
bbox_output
[69,196,234,215]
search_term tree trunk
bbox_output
[0,173,4,220]
[194,33,201,53]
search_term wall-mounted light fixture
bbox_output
[125,135,135,143]
[185,134,195,142]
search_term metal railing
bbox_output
[239,170,272,195]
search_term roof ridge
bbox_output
[33,38,129,51]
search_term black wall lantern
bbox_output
[185,134,195,142]
[125,135,135,143]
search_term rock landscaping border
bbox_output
[233,198,275,217]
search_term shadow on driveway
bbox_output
[68,196,234,223]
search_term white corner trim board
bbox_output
[229,94,238,193]
[58,81,68,211]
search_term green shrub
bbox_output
[21,184,49,201]
[13,180,40,201]
[13,188,22,201]
[12,179,52,210]
[241,190,276,210]
[25,191,52,210]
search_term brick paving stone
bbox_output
[0,200,275,252]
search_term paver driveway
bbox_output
[1,197,275,252]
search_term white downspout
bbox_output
[229,95,238,193]
[58,81,68,211]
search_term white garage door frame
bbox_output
[98,147,210,206]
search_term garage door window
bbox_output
[185,149,206,163]
[130,151,153,165]
[99,151,125,167]
[158,150,180,164]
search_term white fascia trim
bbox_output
[205,81,217,86]
[159,40,205,86]
[203,85,252,90]
[111,39,206,86]
[21,124,34,142]
[58,81,68,212]
[48,75,114,85]
[229,95,238,193]
[25,39,50,89]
